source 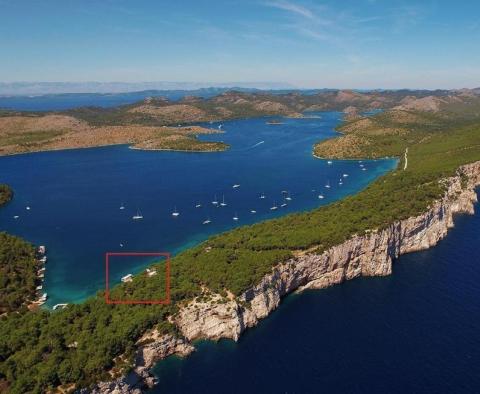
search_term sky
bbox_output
[0,0,479,89]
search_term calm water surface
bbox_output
[0,112,396,306]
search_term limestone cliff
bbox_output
[90,161,480,393]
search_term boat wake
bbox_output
[250,141,265,149]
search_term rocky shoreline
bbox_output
[88,161,480,393]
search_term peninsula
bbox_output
[1,91,480,393]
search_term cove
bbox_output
[0,112,396,306]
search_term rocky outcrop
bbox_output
[93,161,480,392]
[174,161,480,342]
[83,332,194,394]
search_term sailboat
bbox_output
[119,203,125,210]
[281,200,287,207]
[270,201,278,210]
[26,206,31,210]
[212,194,219,205]
[220,195,227,207]
[325,180,331,189]
[232,184,240,189]
[233,212,239,221]
[203,217,211,225]
[172,206,180,217]
[260,193,266,199]
[132,210,143,220]
[285,192,292,201]
[250,209,257,214]
[195,203,202,208]
[218,124,223,130]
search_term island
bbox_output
[0,89,472,157]
[0,90,480,393]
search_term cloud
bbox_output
[264,0,315,19]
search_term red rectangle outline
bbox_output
[105,252,170,305]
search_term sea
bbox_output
[1,93,478,393]
[0,109,396,306]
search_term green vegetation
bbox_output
[1,101,480,392]
[136,132,229,152]
[0,184,12,206]
[0,233,38,314]
[2,130,66,147]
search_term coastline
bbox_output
[92,160,480,393]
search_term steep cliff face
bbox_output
[90,161,480,392]
[174,162,480,342]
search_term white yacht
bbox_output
[220,195,227,207]
[260,193,266,199]
[195,203,202,208]
[233,213,239,221]
[172,206,180,217]
[203,218,211,225]
[318,194,324,199]
[212,195,219,205]
[270,201,278,210]
[120,204,125,210]
[325,180,331,189]
[343,173,349,177]
[250,210,257,214]
[327,160,333,165]
[232,184,240,189]
[132,210,143,220]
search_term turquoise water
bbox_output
[0,112,396,306]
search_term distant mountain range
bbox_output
[0,81,296,96]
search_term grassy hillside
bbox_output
[1,101,480,392]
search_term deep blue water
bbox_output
[0,112,396,306]
[152,191,480,394]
